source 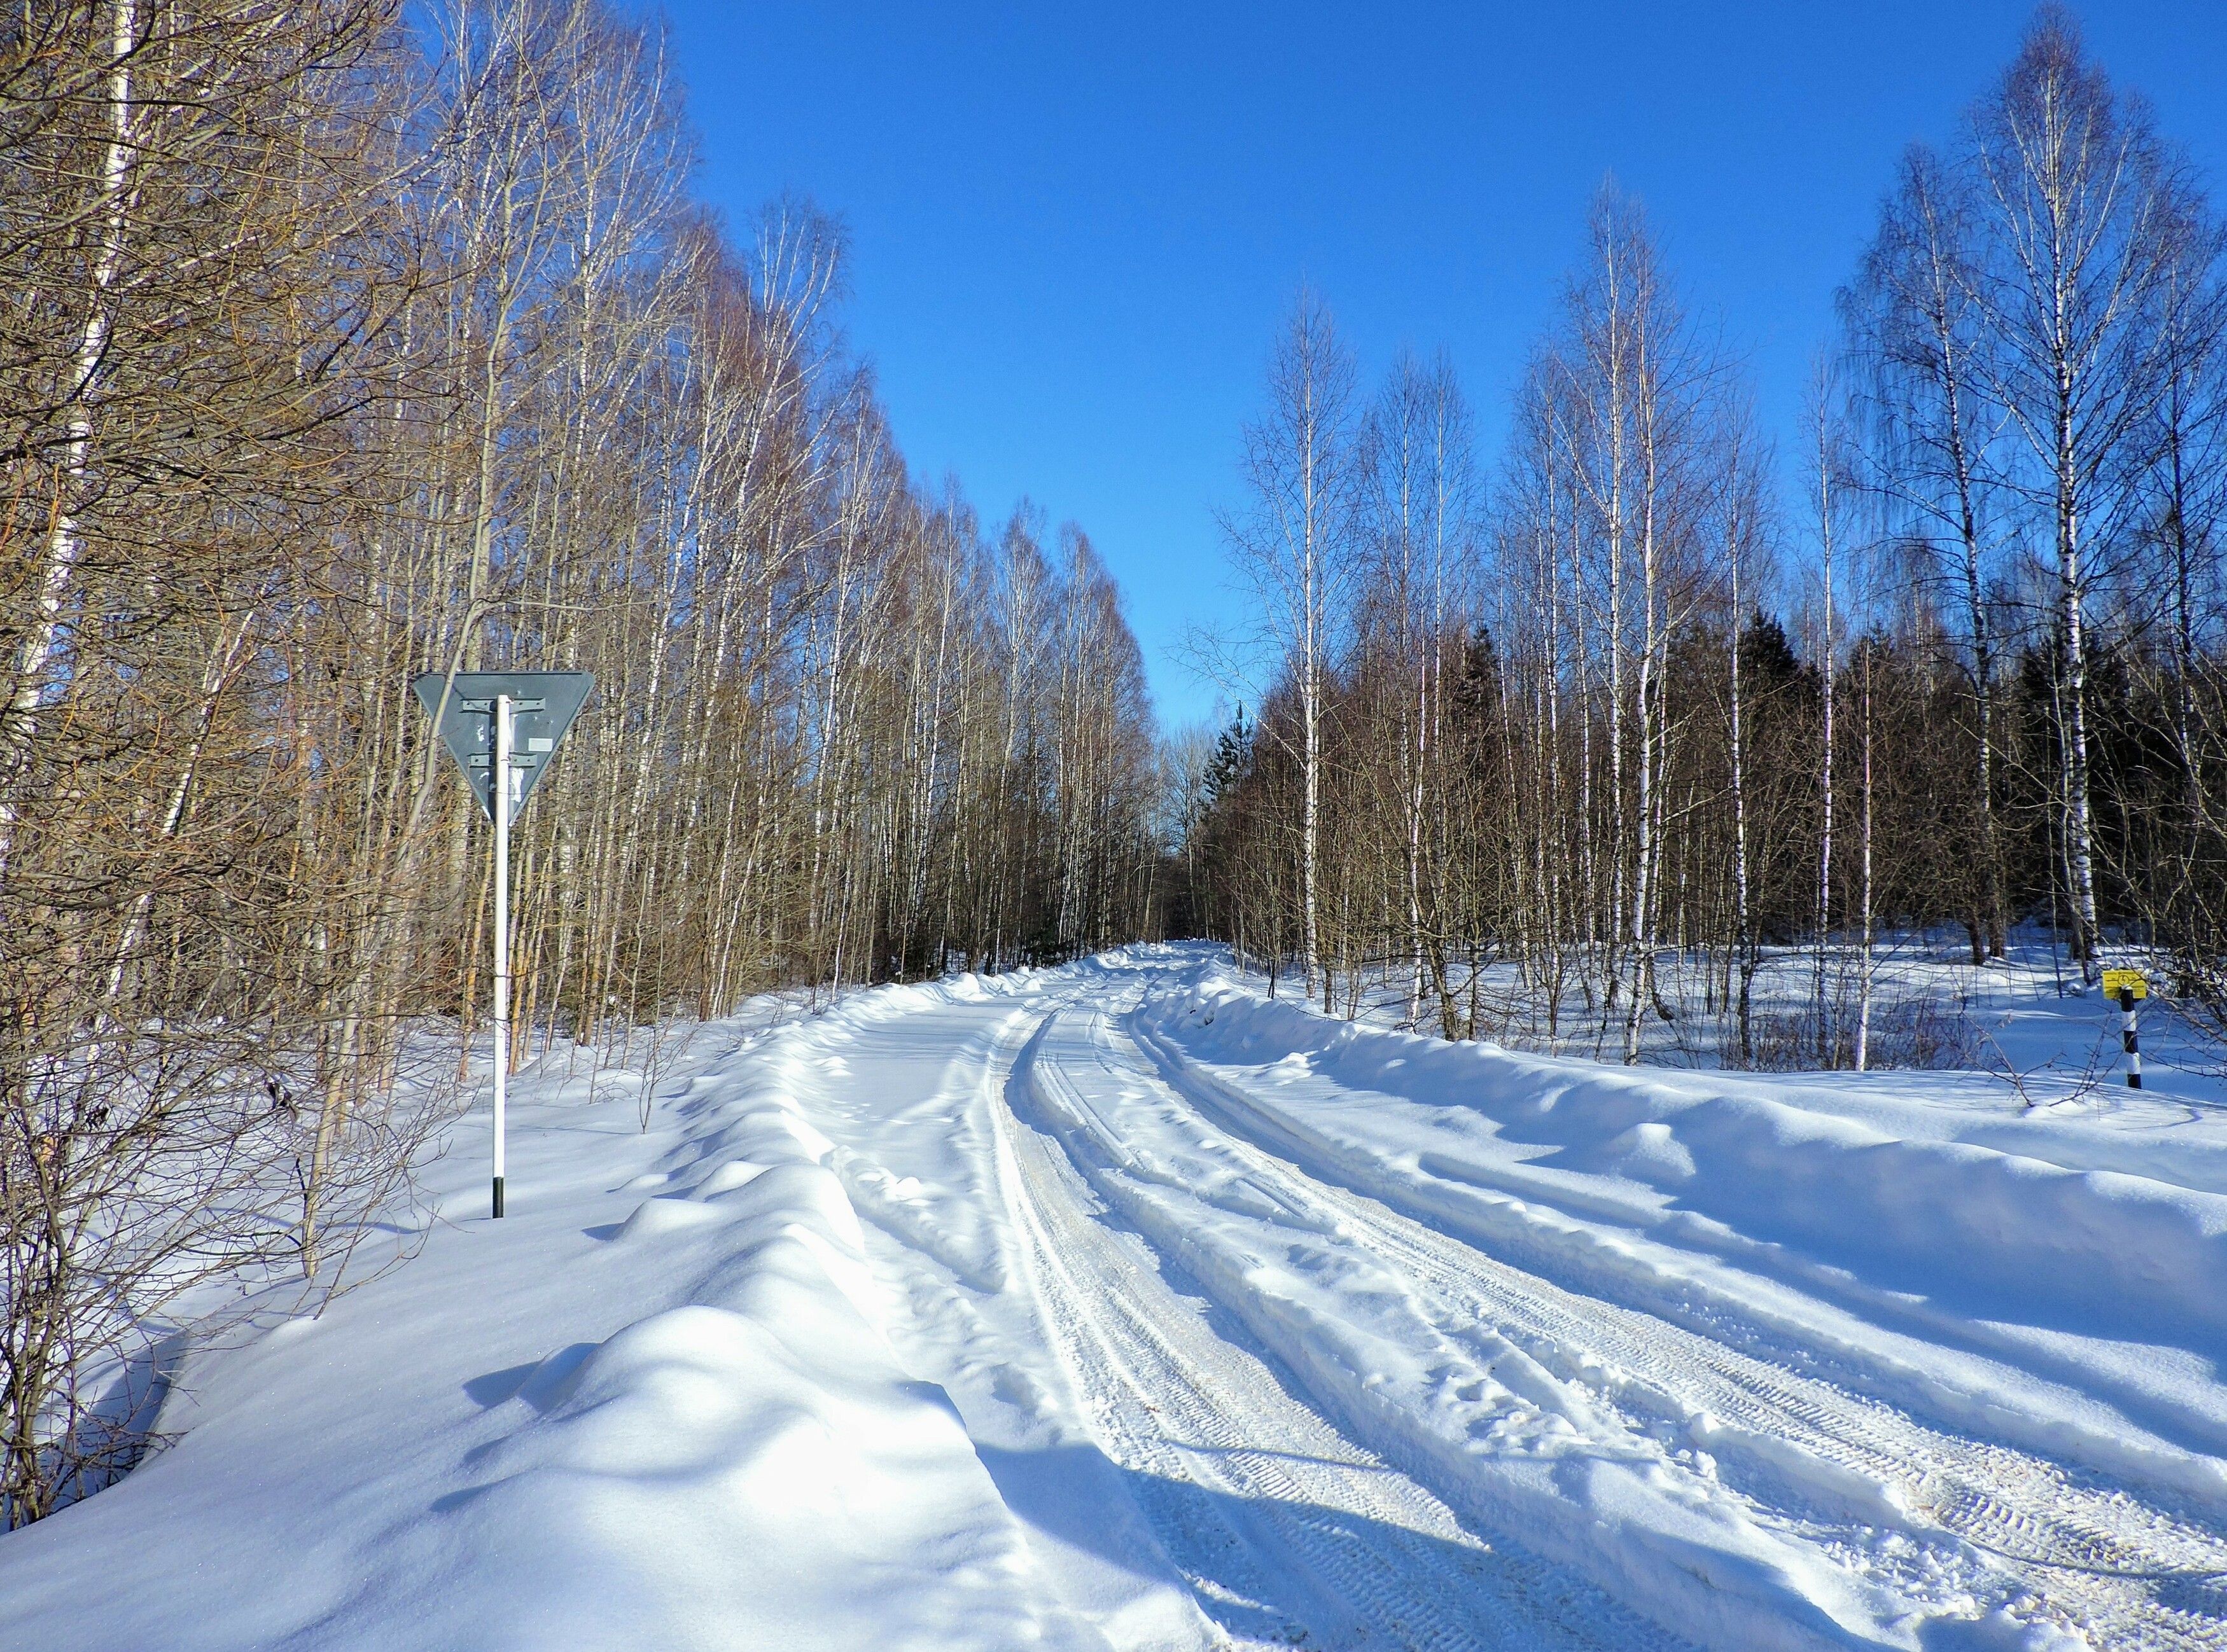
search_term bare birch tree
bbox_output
[1222,291,1360,1008]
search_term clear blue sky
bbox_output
[656,1,2227,730]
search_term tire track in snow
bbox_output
[1112,989,2227,1649]
[989,1005,1684,1652]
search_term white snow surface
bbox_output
[4,944,2226,1651]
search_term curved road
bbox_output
[800,954,2227,1651]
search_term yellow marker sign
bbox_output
[2102,968,2149,1000]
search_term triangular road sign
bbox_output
[411,670,594,821]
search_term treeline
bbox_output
[1181,13,2227,1067]
[1,0,1154,1525]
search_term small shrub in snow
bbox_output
[1725,992,1980,1072]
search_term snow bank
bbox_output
[1152,976,2227,1343]
[1138,967,2227,1499]
[0,1013,1103,1652]
[386,1184,1065,1652]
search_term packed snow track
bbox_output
[998,1016,1673,1651]
[813,949,2227,1651]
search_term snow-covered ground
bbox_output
[1297,931,2225,1090]
[4,945,2225,1649]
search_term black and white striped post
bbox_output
[2120,987,2141,1090]
[2103,968,2147,1090]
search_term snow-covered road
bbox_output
[8,945,2227,1651]
[812,950,2227,1651]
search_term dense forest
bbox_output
[0,0,1155,1525]
[1179,13,2227,1071]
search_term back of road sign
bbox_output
[411,670,595,820]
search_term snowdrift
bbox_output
[1147,975,2227,1349]
[1138,966,2227,1499]
[0,1011,1101,1652]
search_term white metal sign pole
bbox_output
[492,693,512,1218]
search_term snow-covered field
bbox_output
[4,945,2226,1649]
